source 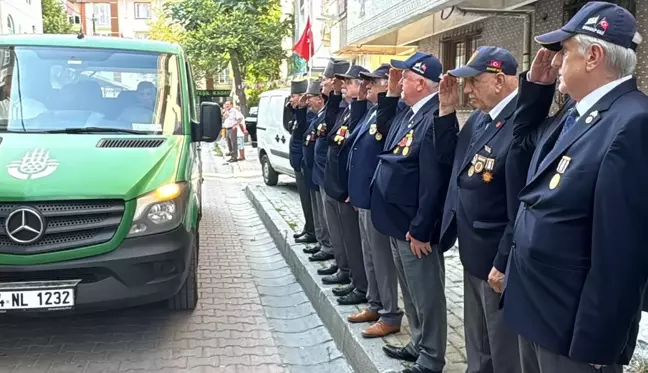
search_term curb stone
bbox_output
[246,185,405,373]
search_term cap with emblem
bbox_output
[291,79,308,95]
[390,52,443,83]
[448,46,518,78]
[335,65,370,80]
[324,58,351,79]
[536,1,638,51]
[306,79,323,96]
[360,63,391,80]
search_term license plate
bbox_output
[0,280,79,312]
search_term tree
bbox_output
[42,0,73,34]
[163,0,292,115]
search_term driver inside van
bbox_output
[117,81,157,125]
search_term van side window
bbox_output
[185,61,197,123]
[258,96,271,129]
[269,96,284,129]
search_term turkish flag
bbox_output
[293,17,315,62]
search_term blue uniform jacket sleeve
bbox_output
[432,112,460,167]
[325,93,343,128]
[350,99,369,129]
[376,94,400,134]
[494,141,522,273]
[295,107,308,128]
[408,120,452,243]
[569,113,648,364]
[512,72,557,153]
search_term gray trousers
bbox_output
[519,336,622,373]
[310,189,333,254]
[358,209,402,325]
[322,188,349,274]
[464,271,521,373]
[391,238,447,372]
[294,170,314,236]
[323,191,368,293]
[227,127,238,155]
[225,127,233,153]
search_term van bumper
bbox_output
[0,227,194,315]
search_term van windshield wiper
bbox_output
[41,127,150,135]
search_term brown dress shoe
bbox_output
[362,320,401,338]
[347,309,380,323]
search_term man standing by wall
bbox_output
[372,52,457,373]
[222,100,244,162]
[437,46,522,373]
[503,2,648,372]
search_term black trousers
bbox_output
[294,169,315,236]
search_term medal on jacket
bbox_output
[550,155,571,189]
[482,157,496,183]
[403,130,414,156]
[317,123,327,137]
[335,126,348,145]
[369,123,382,141]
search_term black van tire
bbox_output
[168,230,199,311]
[261,154,279,186]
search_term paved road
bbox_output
[0,145,351,373]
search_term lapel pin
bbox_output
[496,121,502,128]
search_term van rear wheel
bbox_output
[261,154,279,186]
[168,230,199,311]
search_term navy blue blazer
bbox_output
[302,108,326,191]
[324,96,369,202]
[288,107,310,171]
[313,96,347,187]
[438,95,520,281]
[347,93,401,210]
[502,74,648,366]
[370,94,456,242]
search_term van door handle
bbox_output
[275,135,280,142]
[281,136,286,144]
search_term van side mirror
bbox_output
[194,102,222,142]
[282,102,293,133]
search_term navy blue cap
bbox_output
[335,65,370,80]
[360,63,390,80]
[448,46,518,78]
[390,52,443,82]
[536,1,638,51]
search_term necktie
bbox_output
[555,108,579,145]
[469,114,491,149]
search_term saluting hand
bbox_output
[298,94,308,108]
[406,232,432,259]
[358,80,369,101]
[333,78,343,94]
[387,68,403,98]
[487,267,505,294]
[439,74,459,116]
[528,48,560,85]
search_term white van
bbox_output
[256,88,295,185]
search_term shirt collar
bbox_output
[487,88,518,121]
[411,92,438,115]
[575,75,633,117]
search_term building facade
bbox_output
[333,0,645,121]
[0,0,43,35]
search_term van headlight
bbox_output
[127,182,188,238]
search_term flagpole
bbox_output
[307,0,313,79]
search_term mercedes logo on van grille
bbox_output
[4,207,45,244]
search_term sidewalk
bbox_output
[211,141,648,373]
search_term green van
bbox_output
[0,35,222,314]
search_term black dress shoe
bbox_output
[317,265,338,275]
[337,291,367,305]
[295,233,317,244]
[401,364,440,373]
[309,251,334,262]
[322,271,351,285]
[332,284,354,297]
[382,344,418,362]
[293,231,306,239]
[303,245,321,254]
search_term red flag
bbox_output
[293,17,315,62]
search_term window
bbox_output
[0,46,184,135]
[93,3,111,27]
[69,15,81,25]
[186,62,197,121]
[6,15,15,34]
[442,33,480,108]
[134,3,152,19]
[216,68,230,84]
[338,0,347,17]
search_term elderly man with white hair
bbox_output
[501,2,648,373]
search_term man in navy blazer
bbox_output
[437,46,522,373]
[371,52,457,373]
[502,2,648,372]
[301,79,337,266]
[321,64,371,305]
[309,59,349,274]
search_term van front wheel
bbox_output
[261,154,279,186]
[168,230,199,311]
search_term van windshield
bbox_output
[0,46,183,135]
